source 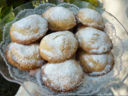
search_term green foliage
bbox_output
[81,0,99,6]
[64,0,99,7]
[0,8,15,21]
[88,0,99,6]
[0,6,15,42]
[32,0,99,8]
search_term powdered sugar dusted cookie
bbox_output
[6,42,44,70]
[78,51,114,73]
[76,27,112,54]
[10,14,48,44]
[40,31,78,62]
[77,8,104,30]
[41,59,84,92]
[43,6,76,31]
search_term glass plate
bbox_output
[0,2,127,95]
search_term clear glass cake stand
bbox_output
[0,1,128,96]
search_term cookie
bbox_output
[43,6,76,31]
[77,8,104,30]
[76,27,112,54]
[10,14,48,44]
[40,31,78,62]
[6,42,44,70]
[78,51,114,73]
[41,59,84,92]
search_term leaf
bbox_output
[81,0,99,6]
[88,0,99,6]
[0,12,15,42]
[2,11,15,24]
[0,6,12,19]
[64,0,77,3]
[0,7,15,42]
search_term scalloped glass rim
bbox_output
[0,3,126,95]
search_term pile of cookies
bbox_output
[5,6,114,92]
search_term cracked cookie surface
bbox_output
[39,31,78,62]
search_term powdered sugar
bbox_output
[0,3,122,95]
[44,6,75,23]
[7,42,44,67]
[41,59,84,90]
[40,31,78,61]
[76,27,112,54]
[77,8,104,28]
[11,14,48,41]
[82,53,113,69]
[89,64,112,76]
[9,42,38,57]
[43,6,76,31]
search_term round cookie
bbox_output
[78,51,114,73]
[6,42,44,70]
[40,31,78,62]
[10,14,48,44]
[42,6,76,31]
[77,8,104,30]
[41,59,84,92]
[76,27,112,54]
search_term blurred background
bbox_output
[0,0,100,96]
